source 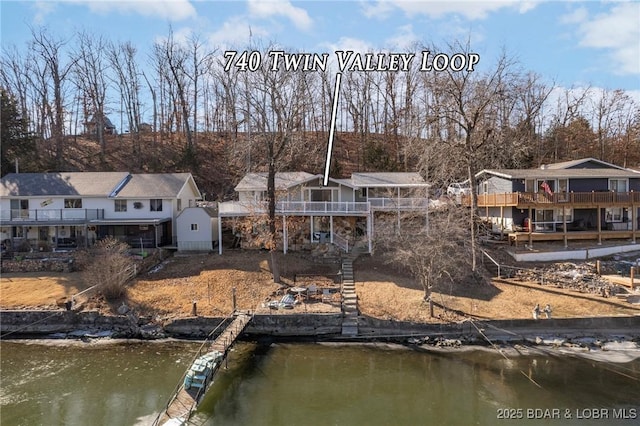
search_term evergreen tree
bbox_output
[1,88,36,175]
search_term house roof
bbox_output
[0,172,130,197]
[478,168,640,180]
[478,158,640,180]
[114,173,199,198]
[235,172,317,191]
[0,172,200,199]
[541,157,627,170]
[350,172,428,188]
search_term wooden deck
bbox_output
[466,191,640,208]
[155,313,252,425]
[508,230,638,247]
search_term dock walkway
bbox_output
[154,312,252,425]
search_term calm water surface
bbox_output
[1,340,638,426]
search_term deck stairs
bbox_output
[340,245,365,336]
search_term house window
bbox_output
[114,199,127,212]
[177,199,182,211]
[556,208,573,223]
[609,179,627,193]
[150,199,163,212]
[190,224,198,231]
[10,199,29,218]
[64,198,82,208]
[360,188,367,198]
[525,179,535,193]
[606,207,623,222]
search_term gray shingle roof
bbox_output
[479,169,640,179]
[114,173,195,198]
[0,172,198,198]
[350,172,427,187]
[235,172,317,191]
[0,172,130,197]
[542,157,626,170]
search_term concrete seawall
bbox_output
[1,310,639,341]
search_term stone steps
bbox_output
[340,252,360,337]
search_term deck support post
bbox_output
[283,215,288,254]
[631,194,636,243]
[368,213,373,253]
[329,215,334,245]
[528,207,532,248]
[597,206,602,245]
[218,217,223,254]
[563,206,568,248]
[500,206,504,238]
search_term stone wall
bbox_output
[2,309,639,340]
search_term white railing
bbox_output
[333,233,350,252]
[218,201,370,216]
[368,198,430,210]
[278,201,369,214]
[0,209,105,222]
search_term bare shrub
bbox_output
[77,237,136,301]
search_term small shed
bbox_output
[176,207,219,252]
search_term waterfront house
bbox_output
[217,171,430,254]
[472,158,640,246]
[0,172,201,251]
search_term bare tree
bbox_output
[375,203,475,317]
[424,42,516,271]
[108,40,143,153]
[30,27,76,168]
[241,45,311,282]
[74,31,110,152]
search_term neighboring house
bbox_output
[176,207,219,252]
[474,158,640,246]
[84,113,117,136]
[0,172,201,251]
[217,171,430,254]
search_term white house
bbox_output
[217,171,430,254]
[176,207,219,251]
[0,172,201,251]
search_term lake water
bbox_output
[1,340,638,426]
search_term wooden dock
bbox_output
[154,313,252,425]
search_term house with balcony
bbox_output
[217,171,430,254]
[472,158,640,247]
[0,172,201,252]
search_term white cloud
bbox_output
[69,0,196,21]
[385,24,419,50]
[359,0,394,19]
[567,3,640,75]
[247,0,312,31]
[559,6,587,25]
[208,16,269,48]
[360,0,542,21]
[32,1,56,25]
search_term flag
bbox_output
[541,181,553,195]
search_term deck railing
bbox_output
[368,197,430,210]
[0,208,105,222]
[466,191,639,207]
[218,200,371,215]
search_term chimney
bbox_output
[15,158,19,173]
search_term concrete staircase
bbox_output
[340,247,364,337]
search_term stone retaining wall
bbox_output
[2,310,639,340]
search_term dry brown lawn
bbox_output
[2,251,639,322]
